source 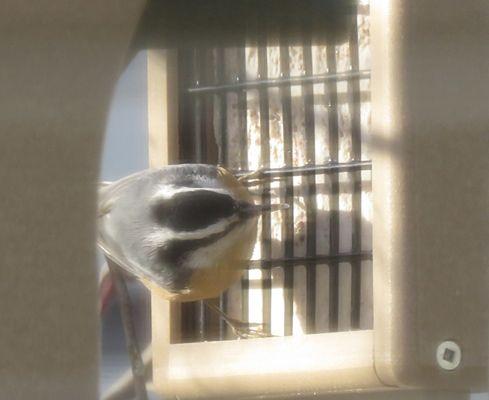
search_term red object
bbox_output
[99,273,114,314]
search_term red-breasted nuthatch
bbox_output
[98,163,282,302]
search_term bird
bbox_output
[97,163,282,304]
[97,163,286,400]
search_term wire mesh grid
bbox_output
[175,3,372,343]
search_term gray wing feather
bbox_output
[97,170,157,283]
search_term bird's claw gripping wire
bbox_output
[226,318,271,339]
[237,167,267,185]
[237,167,292,188]
[204,300,273,339]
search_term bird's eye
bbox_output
[152,190,236,231]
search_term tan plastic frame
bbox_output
[151,1,489,397]
[371,0,489,391]
[0,2,145,399]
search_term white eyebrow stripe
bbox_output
[185,218,256,270]
[143,216,238,248]
[151,185,235,202]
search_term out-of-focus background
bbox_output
[100,51,150,395]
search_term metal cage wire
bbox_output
[175,3,372,343]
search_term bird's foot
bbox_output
[225,317,272,339]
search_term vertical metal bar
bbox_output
[280,40,295,336]
[302,36,317,334]
[237,44,250,322]
[197,301,206,342]
[194,47,207,341]
[216,48,228,166]
[177,48,192,163]
[217,296,227,340]
[203,48,219,166]
[349,10,363,330]
[238,54,249,169]
[193,99,203,163]
[215,47,228,339]
[193,48,204,163]
[326,44,340,332]
[202,48,225,341]
[258,37,272,335]
[179,48,198,342]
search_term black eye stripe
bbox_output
[157,220,238,266]
[152,190,237,231]
[155,219,240,292]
